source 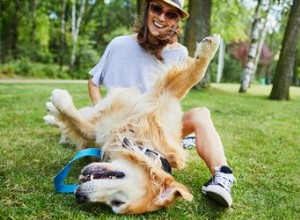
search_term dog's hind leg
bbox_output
[50,89,95,142]
[152,34,220,100]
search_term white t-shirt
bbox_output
[89,34,188,93]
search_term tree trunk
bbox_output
[292,49,299,86]
[29,0,42,61]
[11,0,21,60]
[69,0,86,72]
[216,38,225,83]
[252,19,268,80]
[251,4,271,82]
[60,0,67,69]
[269,0,300,100]
[239,1,262,93]
[184,0,212,88]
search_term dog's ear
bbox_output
[154,178,193,206]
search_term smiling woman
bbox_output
[136,0,189,60]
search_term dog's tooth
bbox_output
[91,175,94,180]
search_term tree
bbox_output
[269,0,300,100]
[184,0,212,88]
[211,0,249,42]
[59,0,67,69]
[239,0,268,93]
[69,0,87,72]
[11,0,21,60]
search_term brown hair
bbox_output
[134,2,181,61]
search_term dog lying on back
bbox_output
[44,35,220,214]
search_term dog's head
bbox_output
[74,145,193,214]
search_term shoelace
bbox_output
[213,171,235,193]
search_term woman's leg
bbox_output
[182,107,235,207]
[182,107,227,174]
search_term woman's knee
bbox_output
[182,107,212,135]
[186,107,212,125]
[190,107,211,118]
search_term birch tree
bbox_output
[239,0,263,93]
[252,15,269,79]
[69,0,86,72]
[60,0,67,69]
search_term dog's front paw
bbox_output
[194,34,220,60]
[50,89,73,112]
[45,102,59,116]
[43,115,60,127]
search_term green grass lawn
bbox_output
[0,82,299,219]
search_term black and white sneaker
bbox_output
[202,166,235,207]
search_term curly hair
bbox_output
[134,2,182,61]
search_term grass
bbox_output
[0,81,299,219]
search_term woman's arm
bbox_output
[88,78,101,105]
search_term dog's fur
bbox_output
[44,35,220,214]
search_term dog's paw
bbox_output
[194,34,220,60]
[45,102,59,116]
[43,115,60,127]
[50,89,73,112]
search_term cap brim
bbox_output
[162,0,189,20]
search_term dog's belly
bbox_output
[97,92,185,168]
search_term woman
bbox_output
[88,0,235,207]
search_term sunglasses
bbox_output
[149,3,181,22]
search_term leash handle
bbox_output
[54,148,102,193]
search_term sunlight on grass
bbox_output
[212,83,300,98]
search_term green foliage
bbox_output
[0,82,299,219]
[1,0,299,84]
[0,59,70,79]
[0,0,137,76]
[208,53,243,83]
[222,53,244,82]
[211,0,250,42]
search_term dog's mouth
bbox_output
[79,167,125,183]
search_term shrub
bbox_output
[0,59,71,79]
[222,54,243,82]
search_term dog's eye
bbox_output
[111,199,125,207]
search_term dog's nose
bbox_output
[75,188,89,204]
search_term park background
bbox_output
[1,0,300,97]
[0,0,300,219]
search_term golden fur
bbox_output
[44,35,220,214]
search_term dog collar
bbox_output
[137,146,172,175]
[122,138,172,175]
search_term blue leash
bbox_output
[54,148,102,193]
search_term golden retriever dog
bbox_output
[44,34,220,214]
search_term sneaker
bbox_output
[182,136,196,148]
[202,166,235,207]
